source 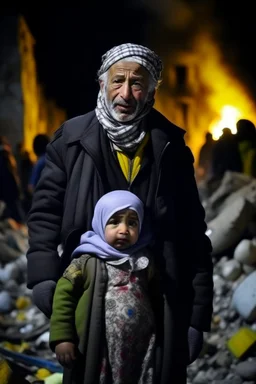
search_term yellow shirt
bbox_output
[116,133,150,184]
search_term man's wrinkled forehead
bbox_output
[109,60,151,79]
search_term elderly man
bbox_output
[26,43,213,383]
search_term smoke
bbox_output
[137,0,256,101]
[138,0,195,30]
[138,0,217,33]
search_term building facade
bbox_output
[0,15,66,157]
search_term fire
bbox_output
[192,33,256,154]
[209,105,242,140]
[154,32,256,161]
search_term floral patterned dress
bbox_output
[99,255,155,384]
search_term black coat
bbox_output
[26,108,213,383]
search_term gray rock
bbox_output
[193,371,208,383]
[212,380,242,384]
[215,351,233,367]
[221,259,242,281]
[243,264,256,275]
[212,375,243,384]
[207,197,255,257]
[232,271,256,321]
[0,290,13,312]
[234,359,256,380]
[234,238,256,266]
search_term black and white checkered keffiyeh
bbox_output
[95,43,163,151]
[98,43,163,82]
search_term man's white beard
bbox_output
[102,88,146,123]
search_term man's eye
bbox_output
[129,220,138,227]
[133,82,142,88]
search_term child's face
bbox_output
[104,209,139,250]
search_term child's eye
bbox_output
[108,219,119,225]
[129,220,138,227]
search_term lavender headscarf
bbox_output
[71,190,152,260]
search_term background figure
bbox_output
[197,132,215,181]
[236,119,256,178]
[0,136,26,223]
[211,127,242,180]
[15,141,33,213]
[28,134,50,194]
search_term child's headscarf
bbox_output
[71,190,152,260]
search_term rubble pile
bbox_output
[1,171,256,383]
[188,172,256,384]
[0,202,62,383]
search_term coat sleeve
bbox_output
[180,146,214,332]
[26,127,67,288]
[49,256,85,351]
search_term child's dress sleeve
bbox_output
[49,255,87,350]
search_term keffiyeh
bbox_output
[95,43,163,151]
[97,43,163,83]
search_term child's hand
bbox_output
[55,342,77,368]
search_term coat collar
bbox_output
[145,108,186,167]
[61,108,186,167]
[62,111,98,145]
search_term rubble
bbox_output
[0,202,62,383]
[189,172,256,384]
[1,171,256,383]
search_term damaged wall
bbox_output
[0,15,67,156]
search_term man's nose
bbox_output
[120,82,132,100]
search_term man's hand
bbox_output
[32,280,56,318]
[187,326,204,365]
[55,342,77,368]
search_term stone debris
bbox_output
[0,202,62,383]
[189,172,256,384]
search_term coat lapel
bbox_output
[147,109,186,170]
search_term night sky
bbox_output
[20,1,256,119]
[22,3,152,118]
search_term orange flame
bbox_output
[209,105,242,140]
[155,32,256,160]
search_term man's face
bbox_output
[100,61,154,122]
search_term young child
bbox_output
[49,190,156,384]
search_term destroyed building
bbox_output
[0,15,66,158]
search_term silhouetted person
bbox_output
[236,119,256,177]
[15,141,33,213]
[28,134,50,193]
[198,132,215,181]
[0,136,26,223]
[211,127,242,180]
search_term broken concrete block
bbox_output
[234,238,256,265]
[221,259,242,281]
[232,271,256,321]
[206,197,255,256]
